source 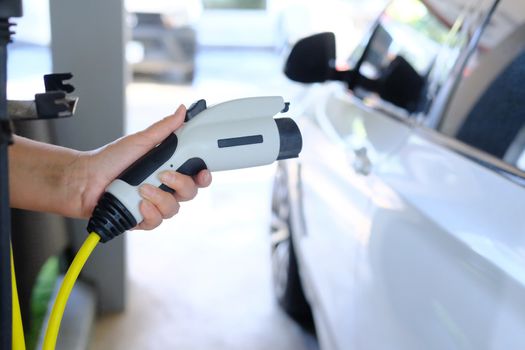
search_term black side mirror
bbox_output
[284,32,424,113]
[284,32,347,83]
[377,56,424,112]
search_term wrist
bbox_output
[74,146,126,219]
[61,150,94,218]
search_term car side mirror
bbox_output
[284,32,424,113]
[377,56,424,112]
[284,32,348,83]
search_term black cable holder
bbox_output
[9,73,78,121]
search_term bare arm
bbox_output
[8,105,211,229]
[8,135,85,216]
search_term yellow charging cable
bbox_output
[42,232,100,350]
[11,232,101,350]
[11,246,26,350]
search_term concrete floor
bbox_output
[88,47,317,350]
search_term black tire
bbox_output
[271,165,315,332]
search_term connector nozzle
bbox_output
[274,118,302,160]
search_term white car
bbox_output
[270,0,525,349]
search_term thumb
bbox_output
[133,104,186,149]
[94,105,187,179]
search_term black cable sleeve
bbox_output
[87,192,137,243]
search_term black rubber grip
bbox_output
[159,184,175,194]
[157,158,208,194]
[119,133,178,186]
[176,158,208,176]
[185,99,207,121]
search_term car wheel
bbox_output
[270,164,314,331]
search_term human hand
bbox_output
[79,105,212,230]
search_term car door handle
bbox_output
[352,147,372,175]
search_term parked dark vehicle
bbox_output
[126,1,201,82]
[270,0,525,349]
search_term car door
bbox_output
[289,1,508,348]
[342,7,525,350]
[292,1,463,347]
[293,84,411,348]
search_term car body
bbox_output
[270,0,525,349]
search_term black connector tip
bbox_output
[275,118,303,160]
[87,192,137,243]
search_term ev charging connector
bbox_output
[87,96,303,242]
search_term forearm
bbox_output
[8,135,88,218]
[7,107,211,229]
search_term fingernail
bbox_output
[203,171,211,183]
[159,171,175,183]
[175,104,185,114]
[139,184,154,199]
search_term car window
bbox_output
[358,0,449,79]
[433,1,525,174]
[457,50,525,165]
[439,46,525,172]
[348,0,469,114]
